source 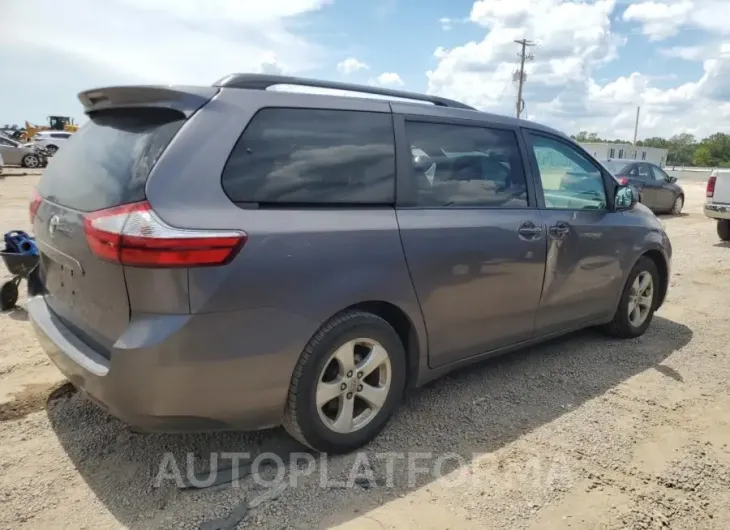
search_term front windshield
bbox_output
[602,160,631,175]
[0,134,20,147]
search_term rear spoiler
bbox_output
[78,86,219,118]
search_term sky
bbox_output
[2,0,730,141]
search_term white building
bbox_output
[578,142,669,167]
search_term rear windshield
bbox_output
[221,108,396,205]
[602,160,630,175]
[38,108,185,212]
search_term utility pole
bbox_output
[632,106,640,146]
[514,39,535,119]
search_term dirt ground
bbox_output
[1,168,729,530]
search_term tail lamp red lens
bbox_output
[82,201,246,267]
[29,189,42,224]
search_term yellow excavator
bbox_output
[23,116,79,140]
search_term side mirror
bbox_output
[615,185,638,211]
[667,175,677,183]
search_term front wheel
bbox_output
[718,219,730,241]
[21,154,41,169]
[44,145,58,156]
[671,194,684,215]
[603,256,659,338]
[283,311,406,454]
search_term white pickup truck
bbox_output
[705,169,730,240]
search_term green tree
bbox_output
[666,133,697,166]
[693,133,730,167]
[693,145,713,167]
[638,137,669,149]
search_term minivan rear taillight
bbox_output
[29,188,42,224]
[707,175,716,198]
[83,201,246,267]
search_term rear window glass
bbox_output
[38,108,184,212]
[602,160,630,174]
[221,108,395,205]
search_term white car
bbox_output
[0,151,4,175]
[30,131,73,155]
[704,169,730,241]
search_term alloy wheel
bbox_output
[628,271,653,327]
[316,338,392,434]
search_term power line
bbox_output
[514,39,535,119]
[495,57,523,103]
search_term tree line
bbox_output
[570,131,730,168]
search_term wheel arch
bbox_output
[641,249,669,309]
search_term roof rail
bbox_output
[213,73,476,110]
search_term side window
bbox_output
[222,108,395,205]
[404,121,528,208]
[652,165,669,181]
[637,163,652,179]
[527,133,607,211]
[0,138,14,147]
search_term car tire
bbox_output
[21,154,41,169]
[603,256,659,339]
[718,219,730,241]
[1,280,19,311]
[670,194,684,215]
[45,145,58,155]
[283,310,407,454]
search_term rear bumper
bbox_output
[704,203,730,220]
[28,296,314,432]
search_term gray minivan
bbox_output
[28,74,672,454]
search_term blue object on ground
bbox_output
[3,230,38,256]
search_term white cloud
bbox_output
[427,0,730,139]
[439,17,454,31]
[373,72,405,87]
[428,0,622,112]
[622,1,693,41]
[660,45,706,61]
[623,0,730,41]
[336,57,369,75]
[0,0,332,123]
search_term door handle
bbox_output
[517,222,543,240]
[549,222,570,238]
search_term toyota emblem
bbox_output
[48,215,60,236]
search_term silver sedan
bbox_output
[0,135,45,168]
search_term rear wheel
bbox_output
[45,145,58,156]
[603,256,659,338]
[718,220,730,241]
[283,310,406,454]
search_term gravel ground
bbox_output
[1,168,729,530]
